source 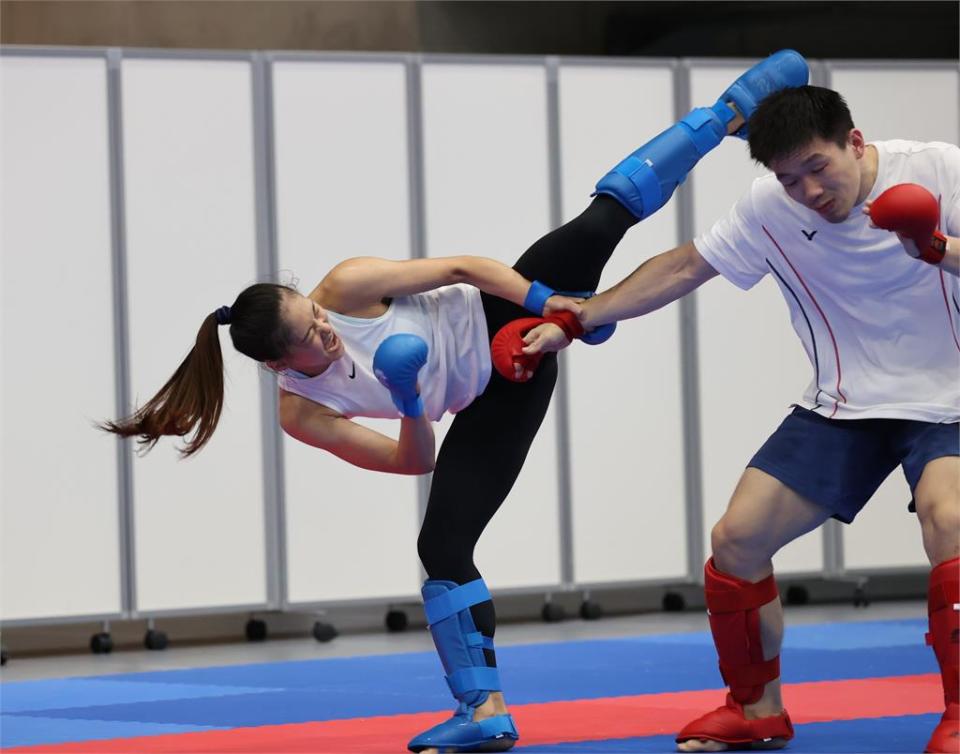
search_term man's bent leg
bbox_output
[677,469,832,753]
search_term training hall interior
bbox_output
[1,2,958,752]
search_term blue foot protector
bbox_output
[594,49,808,220]
[407,579,519,753]
[717,49,809,139]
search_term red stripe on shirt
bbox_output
[762,225,846,417]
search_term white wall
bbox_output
[121,57,267,612]
[559,63,689,585]
[271,59,422,603]
[1,55,122,620]
[420,62,562,589]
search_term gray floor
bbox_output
[0,600,926,682]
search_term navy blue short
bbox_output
[748,406,959,524]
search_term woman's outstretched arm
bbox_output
[316,255,537,313]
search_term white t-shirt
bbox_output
[694,140,960,422]
[277,283,491,421]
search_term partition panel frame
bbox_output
[554,56,693,591]
[418,53,564,591]
[685,55,828,577]
[267,51,424,609]
[0,45,129,626]
[822,57,959,577]
[119,47,270,615]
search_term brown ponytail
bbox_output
[102,312,226,457]
[102,283,293,457]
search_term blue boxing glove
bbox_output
[373,333,428,418]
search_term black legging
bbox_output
[416,195,636,661]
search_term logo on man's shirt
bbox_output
[801,229,818,241]
[348,362,356,379]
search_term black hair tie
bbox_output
[214,305,232,326]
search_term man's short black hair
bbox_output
[748,85,855,167]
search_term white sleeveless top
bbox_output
[277,283,491,421]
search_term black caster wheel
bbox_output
[579,600,603,620]
[90,632,114,654]
[541,602,566,623]
[853,587,870,608]
[785,585,809,606]
[385,609,409,633]
[245,618,268,642]
[662,592,686,612]
[1,648,8,666]
[312,621,338,642]
[144,629,168,651]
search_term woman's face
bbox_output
[277,292,345,373]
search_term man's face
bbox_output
[768,130,866,223]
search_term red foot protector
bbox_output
[491,312,584,383]
[926,701,960,754]
[676,692,794,747]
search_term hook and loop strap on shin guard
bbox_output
[424,578,492,624]
[422,579,501,703]
[704,558,781,705]
[593,107,726,221]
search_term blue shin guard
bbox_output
[595,49,808,219]
[408,579,519,753]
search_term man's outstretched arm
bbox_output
[522,241,719,354]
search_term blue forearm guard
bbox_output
[523,280,555,316]
[594,105,727,221]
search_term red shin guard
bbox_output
[705,557,781,705]
[925,557,959,754]
[927,556,959,707]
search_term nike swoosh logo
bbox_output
[348,362,356,379]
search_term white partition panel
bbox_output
[559,64,688,584]
[1,55,122,620]
[421,62,561,589]
[691,65,823,574]
[272,59,421,602]
[829,64,960,571]
[122,58,267,612]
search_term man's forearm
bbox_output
[582,243,718,327]
[939,235,960,277]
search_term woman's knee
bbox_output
[417,527,474,581]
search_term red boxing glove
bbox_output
[491,318,547,383]
[490,312,584,383]
[870,183,947,265]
